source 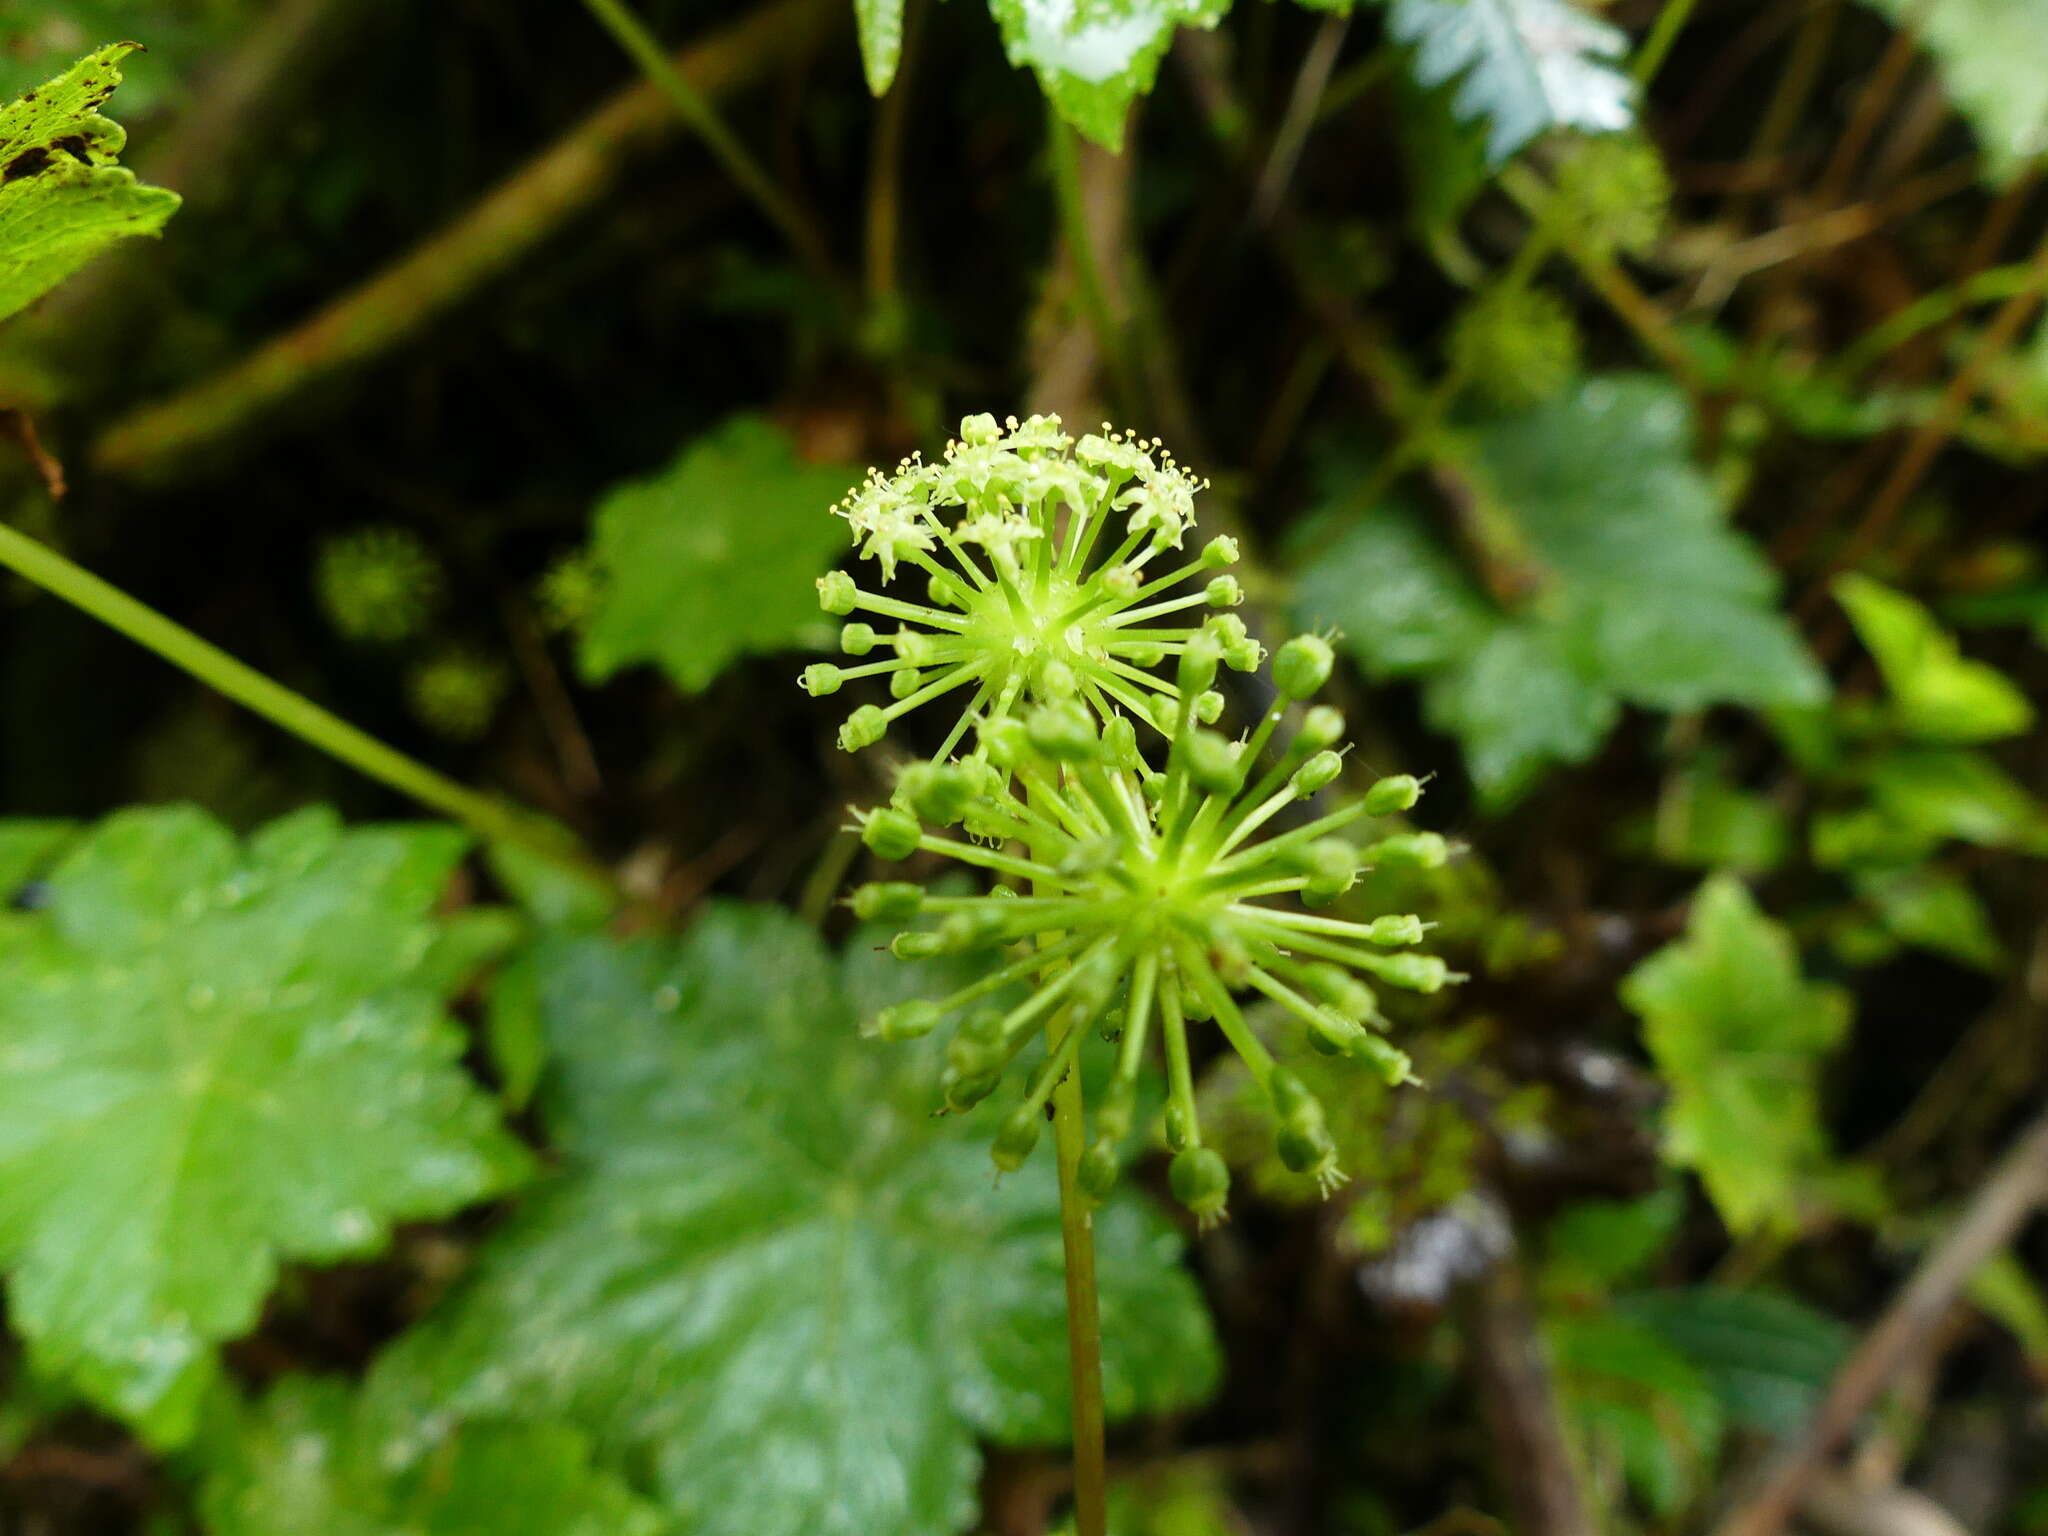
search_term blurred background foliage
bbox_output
[2,0,2048,1530]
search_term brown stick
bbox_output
[1464,1255,1596,1536]
[91,0,833,484]
[1717,1109,2048,1536]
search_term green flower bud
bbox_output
[1078,1141,1121,1199]
[1201,535,1239,568]
[1368,831,1448,870]
[1273,635,1335,700]
[839,705,888,752]
[891,930,947,959]
[1297,705,1345,751]
[1122,641,1166,669]
[800,664,844,697]
[1179,633,1221,694]
[1037,659,1079,698]
[851,882,924,922]
[1291,750,1344,797]
[1164,1101,1194,1151]
[1169,1146,1231,1223]
[862,807,922,861]
[1102,715,1139,765]
[943,1066,1001,1113]
[927,571,965,609]
[1277,1118,1337,1179]
[979,714,1031,768]
[817,571,857,614]
[1374,952,1451,993]
[889,666,924,700]
[1268,1067,1314,1119]
[1026,700,1099,760]
[992,1105,1043,1171]
[1363,773,1422,816]
[1304,963,1375,1021]
[840,623,879,656]
[1194,689,1225,723]
[1205,575,1243,608]
[896,761,974,825]
[1185,730,1241,794]
[1364,913,1425,946]
[868,999,939,1040]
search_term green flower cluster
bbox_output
[820,417,1456,1224]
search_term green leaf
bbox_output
[1861,747,2048,853]
[987,0,1229,150]
[857,0,909,93]
[0,805,532,1443]
[1388,0,1635,164]
[1856,0,2048,184]
[381,905,1219,1536]
[1617,1287,1850,1437]
[1649,765,1790,873]
[1854,864,2003,970]
[200,1378,666,1536]
[1836,574,2034,743]
[1967,1252,2048,1371]
[0,818,74,898]
[578,416,855,694]
[1548,1311,1723,1517]
[0,45,180,325]
[1295,377,1825,807]
[1620,876,1851,1236]
[1544,1189,1683,1292]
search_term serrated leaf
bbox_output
[1857,0,2048,184]
[1836,574,2034,743]
[1548,1311,1723,1517]
[200,1378,666,1536]
[987,0,1229,150]
[1388,0,1634,164]
[0,818,74,898]
[1617,1287,1850,1437]
[381,905,1219,1536]
[1620,876,1850,1237]
[0,805,532,1443]
[0,45,180,324]
[1295,377,1825,807]
[857,0,909,94]
[578,416,855,694]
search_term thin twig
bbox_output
[1717,1110,2048,1536]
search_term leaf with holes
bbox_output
[987,0,1230,150]
[1294,377,1825,807]
[1620,876,1850,1236]
[200,1378,666,1536]
[380,904,1219,1536]
[1388,0,1634,164]
[0,805,531,1444]
[579,415,855,695]
[0,45,180,324]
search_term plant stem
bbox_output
[579,0,839,285]
[0,521,597,877]
[1048,113,1140,419]
[1026,780,1110,1536]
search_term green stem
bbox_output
[0,522,596,877]
[579,0,838,285]
[1632,0,1699,85]
[1026,780,1110,1536]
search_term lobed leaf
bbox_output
[0,44,180,324]
[380,904,1220,1536]
[987,0,1229,150]
[0,805,531,1443]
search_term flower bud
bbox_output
[891,930,947,959]
[1205,575,1243,608]
[1078,1141,1121,1199]
[1026,701,1099,760]
[889,667,923,700]
[1304,964,1375,1021]
[839,705,888,752]
[1179,633,1221,694]
[868,999,939,1040]
[851,882,923,922]
[1373,952,1452,993]
[1037,659,1079,698]
[943,1066,1001,1112]
[1297,705,1345,751]
[1291,750,1343,797]
[1185,730,1241,794]
[1368,832,1448,870]
[1277,1119,1339,1182]
[927,571,965,609]
[1268,1068,1314,1119]
[979,715,1031,768]
[800,664,844,697]
[1194,689,1225,723]
[861,807,922,861]
[960,412,1002,445]
[896,761,974,825]
[1363,773,1422,816]
[1122,641,1165,669]
[1273,635,1335,700]
[816,571,857,614]
[1364,913,1425,946]
[1200,535,1239,568]
[1169,1146,1231,1223]
[991,1105,1043,1171]
[840,623,879,656]
[1102,714,1138,765]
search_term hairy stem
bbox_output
[0,522,599,880]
